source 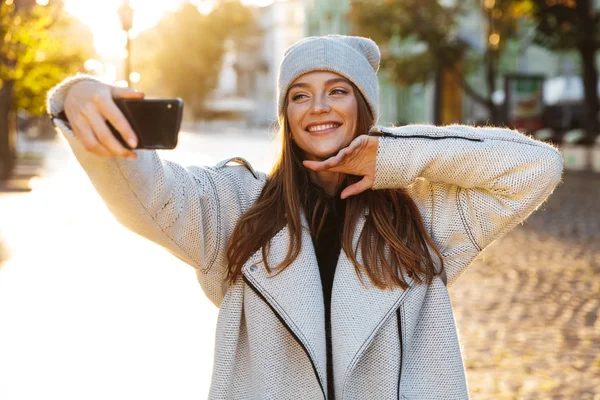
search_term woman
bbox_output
[47,35,563,399]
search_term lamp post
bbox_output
[118,0,134,87]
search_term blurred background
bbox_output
[0,0,598,399]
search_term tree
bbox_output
[0,0,92,180]
[527,0,599,137]
[132,0,256,118]
[15,11,94,115]
[349,0,526,124]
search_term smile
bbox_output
[307,123,341,133]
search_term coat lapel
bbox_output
[331,213,415,398]
[241,213,327,395]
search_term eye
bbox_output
[291,93,308,101]
[330,88,348,95]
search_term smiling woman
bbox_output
[45,34,563,400]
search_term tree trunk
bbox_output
[0,80,16,181]
[433,65,443,125]
[577,0,599,138]
[579,45,599,137]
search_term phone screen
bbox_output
[114,98,182,150]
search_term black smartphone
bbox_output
[55,97,183,150]
[109,98,183,150]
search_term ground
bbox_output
[452,171,600,399]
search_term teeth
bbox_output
[308,123,340,132]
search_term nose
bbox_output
[310,94,330,115]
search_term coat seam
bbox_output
[396,306,404,399]
[400,306,407,398]
[163,179,185,230]
[376,126,559,151]
[154,192,173,217]
[455,188,482,251]
[216,157,259,179]
[400,305,407,399]
[200,170,222,273]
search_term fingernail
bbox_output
[128,138,137,147]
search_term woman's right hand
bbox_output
[63,81,145,160]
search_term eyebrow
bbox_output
[288,77,351,91]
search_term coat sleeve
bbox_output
[371,124,563,286]
[46,76,266,305]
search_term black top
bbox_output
[305,184,346,400]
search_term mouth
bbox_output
[305,122,343,134]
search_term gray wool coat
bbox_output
[48,76,563,399]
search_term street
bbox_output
[0,127,598,399]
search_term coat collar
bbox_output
[241,211,423,399]
[241,212,328,395]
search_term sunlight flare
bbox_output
[64,0,273,57]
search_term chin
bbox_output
[298,134,352,161]
[305,145,341,160]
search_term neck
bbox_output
[308,170,344,197]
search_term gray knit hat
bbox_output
[277,35,380,120]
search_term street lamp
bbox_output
[118,0,134,87]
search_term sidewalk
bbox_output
[0,132,58,193]
[451,170,600,399]
[0,130,268,400]
[0,133,59,265]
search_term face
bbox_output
[286,71,358,161]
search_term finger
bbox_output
[321,136,370,172]
[93,97,138,148]
[349,136,367,151]
[71,116,113,157]
[303,159,329,171]
[111,86,145,99]
[81,105,137,159]
[340,176,374,200]
[303,146,353,171]
[332,146,354,164]
[303,157,344,171]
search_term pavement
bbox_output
[0,128,598,399]
[0,134,53,193]
[0,129,276,400]
[450,170,600,399]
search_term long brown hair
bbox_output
[226,83,444,290]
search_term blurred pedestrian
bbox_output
[47,35,563,399]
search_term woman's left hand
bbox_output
[303,135,379,199]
